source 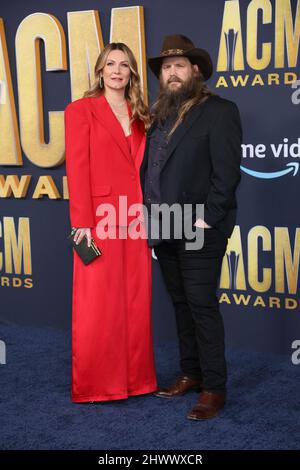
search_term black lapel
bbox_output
[160,100,209,172]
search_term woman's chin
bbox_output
[107,81,126,90]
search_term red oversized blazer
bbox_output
[64,94,146,228]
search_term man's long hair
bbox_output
[150,66,215,138]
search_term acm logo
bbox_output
[216,0,300,88]
[217,0,300,72]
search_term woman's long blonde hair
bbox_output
[83,43,150,131]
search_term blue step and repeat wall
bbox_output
[0,0,300,354]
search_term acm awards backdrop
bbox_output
[0,0,300,354]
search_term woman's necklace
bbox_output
[107,99,130,134]
[107,99,127,108]
[113,111,128,117]
[107,99,128,117]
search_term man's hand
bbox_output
[194,218,212,229]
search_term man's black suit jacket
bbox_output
[140,95,242,239]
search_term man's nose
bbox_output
[169,66,177,76]
[169,73,180,82]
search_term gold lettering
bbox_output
[0,18,22,165]
[110,6,147,101]
[32,176,61,199]
[217,0,244,71]
[3,217,32,274]
[215,76,229,88]
[253,295,266,307]
[0,175,31,197]
[251,74,265,85]
[285,297,297,309]
[220,225,247,290]
[232,293,251,305]
[275,0,300,68]
[15,13,67,168]
[219,293,231,304]
[269,296,280,308]
[248,226,272,292]
[247,0,272,70]
[268,73,280,84]
[67,10,103,101]
[284,71,298,83]
[275,227,300,294]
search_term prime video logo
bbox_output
[240,138,300,180]
[240,81,300,180]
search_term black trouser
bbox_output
[154,227,228,393]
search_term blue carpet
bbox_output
[0,323,299,450]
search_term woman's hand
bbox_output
[73,228,92,247]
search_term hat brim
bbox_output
[148,48,213,81]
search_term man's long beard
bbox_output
[151,75,198,124]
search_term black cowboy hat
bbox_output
[148,34,213,81]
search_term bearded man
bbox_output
[140,35,242,420]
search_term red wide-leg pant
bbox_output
[71,223,157,402]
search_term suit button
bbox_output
[131,174,136,180]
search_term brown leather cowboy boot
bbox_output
[154,376,202,398]
[187,391,226,420]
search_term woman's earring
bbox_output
[99,76,104,88]
[129,76,132,88]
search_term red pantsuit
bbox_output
[64,95,157,402]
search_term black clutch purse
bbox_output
[68,227,102,265]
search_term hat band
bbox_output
[161,48,184,57]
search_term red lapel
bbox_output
[89,94,143,166]
[128,106,144,161]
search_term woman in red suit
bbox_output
[64,43,157,403]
